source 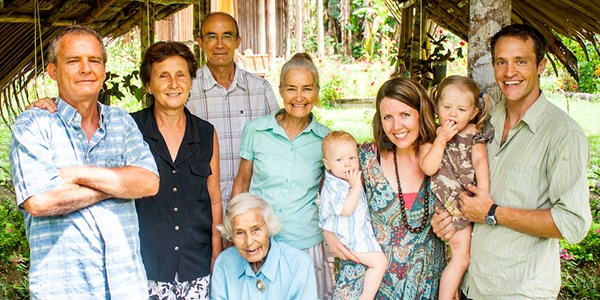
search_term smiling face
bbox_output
[47,33,106,104]
[437,86,479,133]
[493,36,546,106]
[323,139,360,179]
[145,56,192,111]
[200,14,241,68]
[280,68,318,119]
[380,97,420,150]
[231,209,270,266]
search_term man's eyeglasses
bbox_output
[202,33,237,43]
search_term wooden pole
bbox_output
[267,0,276,68]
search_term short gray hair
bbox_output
[217,193,282,241]
[47,25,107,65]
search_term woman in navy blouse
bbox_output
[131,41,222,299]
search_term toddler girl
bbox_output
[419,75,492,300]
[320,131,387,300]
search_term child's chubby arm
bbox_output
[340,169,363,217]
[472,140,490,193]
[419,119,458,176]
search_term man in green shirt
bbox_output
[432,24,592,299]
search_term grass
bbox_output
[318,93,600,143]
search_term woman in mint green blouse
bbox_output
[232,53,332,299]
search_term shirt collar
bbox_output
[237,237,281,282]
[490,92,547,135]
[140,105,201,143]
[256,109,329,139]
[519,92,547,134]
[200,63,246,91]
[56,97,105,127]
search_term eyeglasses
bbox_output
[202,33,237,43]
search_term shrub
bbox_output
[0,179,29,299]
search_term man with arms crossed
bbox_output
[10,25,159,299]
[189,12,279,210]
[432,24,591,299]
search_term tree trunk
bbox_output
[296,0,303,53]
[469,0,510,103]
[339,0,351,55]
[267,0,276,68]
[317,0,325,58]
[258,0,267,54]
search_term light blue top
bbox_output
[319,171,381,253]
[10,98,158,299]
[210,238,318,300]
[239,110,330,249]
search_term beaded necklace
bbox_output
[393,149,430,234]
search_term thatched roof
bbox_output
[385,0,600,81]
[0,0,199,124]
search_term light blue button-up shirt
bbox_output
[210,238,318,299]
[10,98,158,299]
[239,110,330,249]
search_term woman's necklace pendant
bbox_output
[256,279,266,293]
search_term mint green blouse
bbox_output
[239,110,330,249]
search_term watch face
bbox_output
[486,215,496,226]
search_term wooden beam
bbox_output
[135,0,194,4]
[0,15,73,26]
[81,0,119,24]
[43,0,80,28]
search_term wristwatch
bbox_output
[485,204,498,226]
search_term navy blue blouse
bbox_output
[131,106,215,282]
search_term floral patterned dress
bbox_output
[431,132,492,229]
[333,143,445,300]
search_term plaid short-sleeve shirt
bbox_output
[187,65,278,206]
[10,98,158,299]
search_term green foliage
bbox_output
[104,33,144,112]
[0,178,29,299]
[561,223,600,264]
[556,37,600,93]
[319,72,342,108]
[560,260,600,299]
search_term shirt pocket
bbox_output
[103,154,125,168]
[502,162,543,209]
[189,162,213,229]
[190,162,212,201]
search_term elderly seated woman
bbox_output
[210,193,317,299]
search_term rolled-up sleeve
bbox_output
[549,129,591,243]
[10,111,63,207]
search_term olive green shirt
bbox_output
[462,93,592,299]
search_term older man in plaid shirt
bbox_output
[10,25,159,299]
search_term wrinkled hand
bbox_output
[459,184,494,224]
[323,230,359,263]
[436,120,458,143]
[26,97,57,113]
[431,207,455,242]
[345,169,363,188]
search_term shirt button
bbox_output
[173,207,179,212]
[78,134,83,139]
[172,169,177,174]
[174,246,180,251]
[175,226,180,231]
[172,187,178,192]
